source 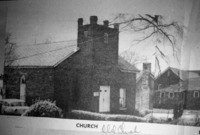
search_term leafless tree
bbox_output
[4,33,17,67]
[112,14,185,119]
[110,14,184,74]
[120,51,146,66]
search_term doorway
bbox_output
[99,86,110,112]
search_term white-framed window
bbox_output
[119,88,126,109]
[193,91,200,98]
[168,92,174,99]
[104,33,108,44]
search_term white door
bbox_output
[99,86,110,112]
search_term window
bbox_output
[160,92,165,98]
[119,88,126,109]
[104,33,108,44]
[84,31,88,38]
[20,75,26,84]
[193,91,199,98]
[168,92,174,98]
[20,75,26,101]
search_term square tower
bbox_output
[77,16,119,66]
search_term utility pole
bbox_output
[0,1,8,100]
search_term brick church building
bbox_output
[4,16,139,114]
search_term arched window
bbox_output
[20,75,26,84]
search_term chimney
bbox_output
[114,23,119,29]
[78,18,83,27]
[103,20,109,27]
[143,63,151,73]
[90,16,98,25]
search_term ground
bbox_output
[0,115,199,135]
[144,109,200,126]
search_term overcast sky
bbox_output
[2,0,200,73]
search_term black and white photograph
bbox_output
[0,0,200,134]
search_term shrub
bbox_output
[22,100,63,118]
[68,110,146,122]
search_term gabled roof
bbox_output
[136,71,154,83]
[155,67,180,80]
[170,67,180,76]
[155,66,200,80]
[118,56,140,73]
[9,42,139,73]
[9,41,78,67]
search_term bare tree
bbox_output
[112,14,185,119]
[110,14,184,73]
[4,33,17,67]
[120,51,146,66]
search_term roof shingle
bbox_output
[10,41,78,67]
[9,42,138,73]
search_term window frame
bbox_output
[119,88,126,110]
[160,92,165,98]
[193,91,199,98]
[168,92,174,99]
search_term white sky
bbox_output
[4,0,200,73]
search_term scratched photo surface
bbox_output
[1,0,200,132]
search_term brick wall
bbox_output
[154,90,200,110]
[184,91,200,110]
[5,16,137,115]
[75,17,135,114]
[53,16,136,114]
[136,73,154,113]
[5,67,54,105]
[153,91,179,109]
[154,69,180,90]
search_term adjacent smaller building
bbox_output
[154,67,200,110]
[136,63,154,113]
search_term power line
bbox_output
[8,44,77,62]
[8,31,120,62]
[13,27,123,48]
[14,39,77,48]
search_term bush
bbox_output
[67,110,146,122]
[22,100,63,118]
